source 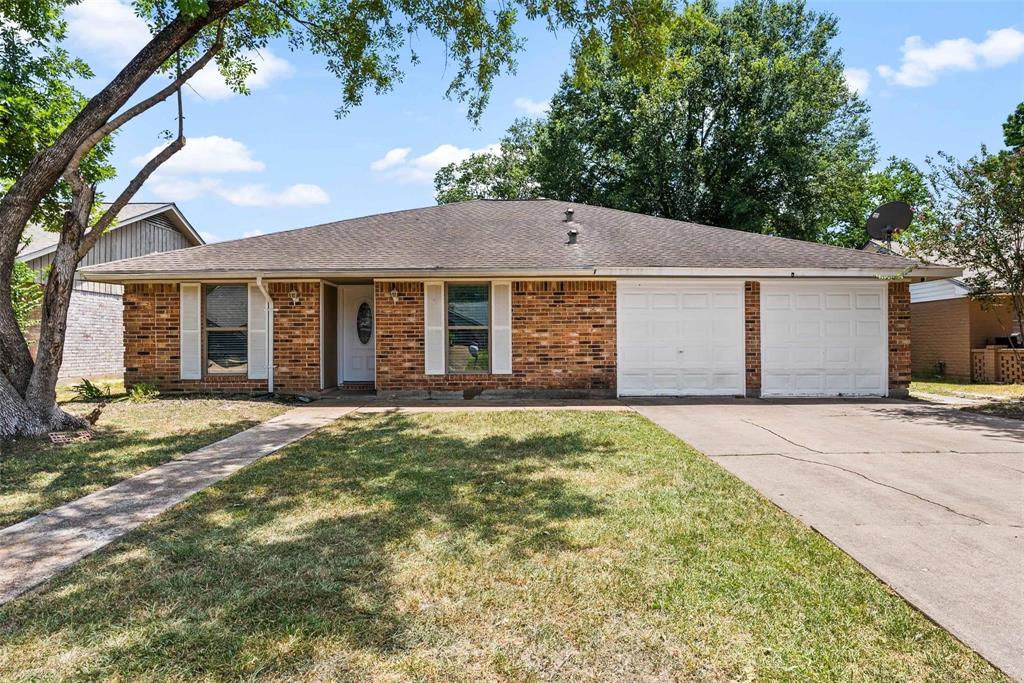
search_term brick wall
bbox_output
[24,289,124,381]
[744,281,761,397]
[59,289,124,380]
[888,281,912,397]
[375,280,616,396]
[969,298,1017,348]
[910,297,970,380]
[268,282,321,393]
[123,281,320,395]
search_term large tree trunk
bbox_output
[0,0,245,439]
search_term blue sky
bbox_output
[64,0,1024,243]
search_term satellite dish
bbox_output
[866,201,914,243]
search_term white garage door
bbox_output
[761,281,888,397]
[617,281,745,396]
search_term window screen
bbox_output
[447,284,489,373]
[205,284,247,375]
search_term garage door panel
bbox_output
[856,293,882,309]
[620,292,648,309]
[825,294,851,309]
[714,292,740,308]
[651,293,678,308]
[761,282,887,397]
[795,294,821,309]
[794,321,821,338]
[617,281,744,396]
[682,293,709,308]
[856,320,882,337]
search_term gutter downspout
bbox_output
[256,275,274,393]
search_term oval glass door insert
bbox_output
[356,302,372,344]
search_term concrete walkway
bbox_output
[629,398,1024,680]
[0,404,356,605]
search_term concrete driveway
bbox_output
[629,398,1024,680]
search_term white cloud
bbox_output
[242,229,265,238]
[513,97,550,116]
[199,231,221,243]
[146,176,330,208]
[137,134,328,208]
[186,49,294,101]
[145,176,222,201]
[219,184,330,208]
[133,136,265,175]
[372,143,499,184]
[843,68,870,96]
[370,148,411,171]
[66,0,151,63]
[878,27,1024,87]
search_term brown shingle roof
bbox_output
[81,199,936,277]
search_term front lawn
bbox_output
[911,377,1024,400]
[912,377,1024,421]
[0,411,1001,681]
[0,386,287,528]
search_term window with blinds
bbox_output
[205,284,248,375]
[446,283,489,373]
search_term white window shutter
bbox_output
[424,281,445,375]
[247,284,268,380]
[179,284,201,380]
[491,281,512,374]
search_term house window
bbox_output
[205,284,247,375]
[447,283,489,373]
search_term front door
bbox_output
[339,285,375,383]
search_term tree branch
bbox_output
[79,136,186,259]
[65,22,224,177]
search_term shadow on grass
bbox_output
[0,418,268,528]
[0,411,612,677]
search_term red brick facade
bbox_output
[374,280,616,396]
[121,278,915,398]
[888,281,912,398]
[123,281,320,394]
[268,282,321,393]
[744,281,761,397]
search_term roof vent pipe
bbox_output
[564,209,574,222]
[567,228,579,245]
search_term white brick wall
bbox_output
[58,289,124,380]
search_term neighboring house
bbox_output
[862,239,1019,381]
[18,203,203,381]
[80,200,956,399]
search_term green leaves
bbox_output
[0,21,116,232]
[434,0,875,243]
[11,259,42,331]
[908,144,1024,337]
[1004,102,1024,152]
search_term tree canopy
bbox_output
[1004,102,1024,152]
[905,111,1024,343]
[436,0,877,244]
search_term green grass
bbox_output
[911,377,1024,400]
[911,377,1024,420]
[0,386,287,528]
[0,411,1003,681]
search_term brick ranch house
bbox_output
[79,200,958,399]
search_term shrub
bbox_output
[71,378,110,401]
[127,382,159,402]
